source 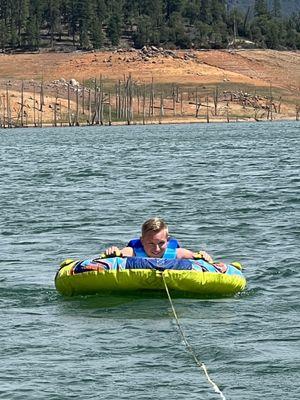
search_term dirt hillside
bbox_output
[0,49,299,125]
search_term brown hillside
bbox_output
[0,49,299,125]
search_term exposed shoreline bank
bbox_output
[0,49,299,127]
[2,115,298,130]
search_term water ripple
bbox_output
[0,121,299,399]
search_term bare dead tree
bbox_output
[82,80,85,115]
[206,96,210,123]
[213,86,219,116]
[172,84,176,116]
[159,92,164,124]
[142,84,146,125]
[108,92,112,126]
[20,81,24,127]
[6,83,12,128]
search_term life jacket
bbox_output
[127,237,180,259]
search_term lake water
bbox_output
[0,121,299,400]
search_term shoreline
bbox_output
[1,115,298,130]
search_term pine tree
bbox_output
[165,0,182,20]
[89,0,106,49]
[254,0,269,18]
[272,0,282,18]
[167,11,191,47]
[90,17,104,49]
[64,0,79,46]
[13,0,29,47]
[25,0,43,49]
[107,13,122,46]
[200,0,213,25]
[45,0,61,48]
[106,1,123,46]
[76,0,92,49]
[195,20,212,48]
[133,15,152,47]
[0,19,7,51]
[183,0,201,25]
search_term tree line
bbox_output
[0,0,299,52]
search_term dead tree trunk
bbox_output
[88,89,92,124]
[268,84,273,121]
[126,75,133,125]
[0,96,3,128]
[195,88,201,118]
[278,96,282,114]
[180,91,183,116]
[137,85,140,116]
[82,80,85,115]
[75,87,79,126]
[20,81,24,127]
[33,83,36,127]
[213,86,219,116]
[226,101,230,123]
[100,91,104,125]
[59,100,63,127]
[40,80,45,128]
[172,84,176,117]
[159,92,164,124]
[67,83,72,126]
[108,92,112,126]
[6,84,12,128]
[149,78,155,117]
[206,96,210,123]
[142,85,146,125]
[53,90,58,127]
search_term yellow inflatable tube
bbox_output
[55,257,246,297]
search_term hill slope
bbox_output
[0,49,299,125]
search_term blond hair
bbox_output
[141,217,169,236]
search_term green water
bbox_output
[1,122,299,399]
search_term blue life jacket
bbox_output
[127,237,180,259]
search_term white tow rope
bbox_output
[161,273,226,400]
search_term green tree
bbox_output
[89,0,106,49]
[182,0,201,25]
[194,20,212,48]
[64,0,80,46]
[107,13,122,46]
[211,0,226,23]
[272,0,282,18]
[249,20,265,47]
[165,0,182,20]
[45,0,61,48]
[167,11,191,48]
[0,19,7,50]
[12,0,29,47]
[93,0,107,22]
[90,18,104,49]
[209,20,228,48]
[25,0,43,49]
[105,0,123,46]
[133,15,152,47]
[254,0,269,18]
[285,12,300,48]
[76,0,92,49]
[264,18,281,48]
[227,7,245,41]
[200,0,212,25]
